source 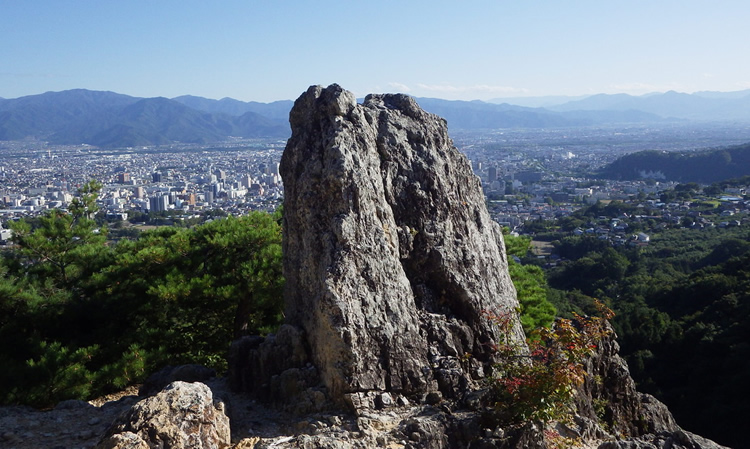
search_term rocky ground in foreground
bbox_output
[0,379,295,449]
[0,386,140,449]
[0,378,459,449]
[0,378,499,449]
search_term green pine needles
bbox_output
[0,181,284,407]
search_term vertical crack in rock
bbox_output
[279,84,524,407]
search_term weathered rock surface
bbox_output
[570,327,727,449]
[97,381,230,449]
[234,83,524,408]
[228,325,326,414]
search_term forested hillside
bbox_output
[0,184,283,406]
[598,142,750,182]
[529,201,750,448]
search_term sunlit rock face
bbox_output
[280,84,523,405]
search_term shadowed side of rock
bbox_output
[571,326,728,449]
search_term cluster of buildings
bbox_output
[0,140,285,235]
[452,126,750,237]
[1,123,749,244]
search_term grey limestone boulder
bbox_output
[97,381,230,449]
[278,84,524,406]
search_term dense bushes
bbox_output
[487,301,613,427]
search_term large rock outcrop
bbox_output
[223,84,728,448]
[276,84,523,406]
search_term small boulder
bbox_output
[98,381,229,449]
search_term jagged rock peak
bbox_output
[279,84,524,407]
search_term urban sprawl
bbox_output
[1,125,749,245]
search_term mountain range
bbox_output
[547,90,750,121]
[2,88,750,148]
[0,90,290,148]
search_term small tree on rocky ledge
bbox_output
[486,300,614,428]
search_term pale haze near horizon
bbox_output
[2,0,749,103]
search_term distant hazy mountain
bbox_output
[0,90,290,147]
[176,94,666,130]
[549,90,750,121]
[487,94,591,108]
[598,142,750,183]
[172,95,293,121]
[413,97,664,129]
[692,90,750,100]
[4,88,750,147]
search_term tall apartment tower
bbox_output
[488,166,498,183]
[149,194,169,212]
[117,172,131,184]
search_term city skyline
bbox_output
[2,1,749,103]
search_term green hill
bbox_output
[598,142,750,183]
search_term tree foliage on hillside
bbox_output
[9,180,106,288]
[0,187,283,407]
[503,232,556,332]
[598,142,750,183]
[544,226,750,448]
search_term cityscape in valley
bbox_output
[0,138,287,230]
[1,108,749,243]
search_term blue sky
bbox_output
[2,1,749,102]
